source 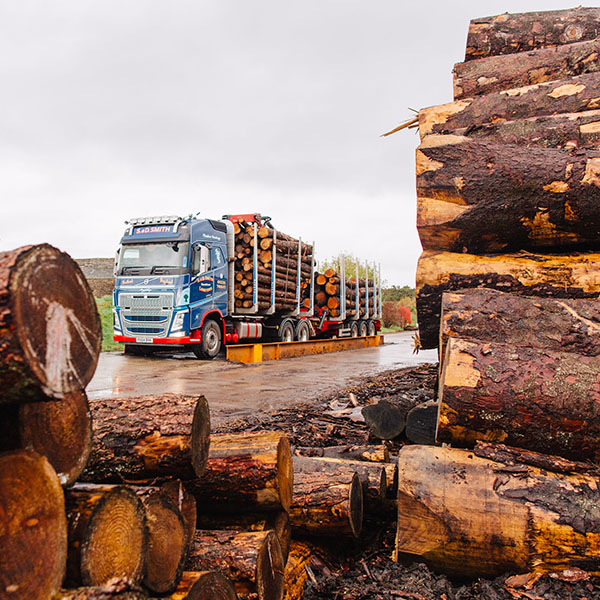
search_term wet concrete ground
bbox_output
[87,331,437,424]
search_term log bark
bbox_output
[187,431,293,513]
[0,450,67,600]
[289,470,363,538]
[160,480,197,555]
[64,484,148,586]
[0,244,102,403]
[82,394,210,483]
[283,541,314,600]
[417,134,600,253]
[437,337,600,461]
[440,288,600,365]
[465,8,600,61]
[294,444,389,463]
[394,444,600,578]
[416,249,600,349]
[169,571,238,600]
[187,530,284,600]
[134,488,186,595]
[0,389,92,485]
[455,38,600,99]
[195,512,291,563]
[451,109,600,149]
[405,400,439,446]
[419,71,600,138]
[54,579,147,600]
[293,455,386,509]
[361,400,406,440]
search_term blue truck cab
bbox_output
[113,214,234,358]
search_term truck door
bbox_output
[189,243,214,330]
[210,246,228,315]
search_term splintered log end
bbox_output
[256,531,285,600]
[1,244,102,402]
[276,434,293,512]
[0,450,67,600]
[191,395,211,478]
[160,479,197,554]
[18,389,93,485]
[173,571,238,600]
[139,490,186,595]
[67,486,148,586]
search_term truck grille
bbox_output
[119,293,173,338]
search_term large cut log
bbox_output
[454,38,600,99]
[394,444,600,578]
[195,512,291,563]
[289,470,363,538]
[440,288,600,366]
[451,109,600,149]
[293,455,386,509]
[465,8,600,61]
[0,389,92,485]
[417,134,600,253]
[419,71,600,138]
[362,399,406,440]
[82,394,210,483]
[135,488,186,595]
[160,480,197,555]
[0,450,67,600]
[187,530,284,600]
[294,444,389,463]
[0,244,102,404]
[65,484,148,586]
[54,579,147,599]
[169,571,238,600]
[437,337,600,461]
[283,541,314,600]
[416,250,600,349]
[187,431,293,513]
[405,400,439,446]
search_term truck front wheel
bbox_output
[192,320,222,360]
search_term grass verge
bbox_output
[95,295,123,352]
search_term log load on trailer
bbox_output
[112,213,381,358]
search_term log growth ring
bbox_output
[10,245,101,397]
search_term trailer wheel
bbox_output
[278,320,295,343]
[295,320,311,342]
[192,320,222,360]
[350,322,359,337]
[367,320,377,336]
[358,321,368,337]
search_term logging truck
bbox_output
[112,213,382,358]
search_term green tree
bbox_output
[319,252,378,279]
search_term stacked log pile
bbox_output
[312,269,376,319]
[231,217,313,312]
[391,8,600,579]
[412,6,600,349]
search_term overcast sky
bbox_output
[0,1,579,285]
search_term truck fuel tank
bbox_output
[234,321,263,341]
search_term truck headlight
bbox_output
[171,311,186,331]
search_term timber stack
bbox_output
[392,7,600,579]
[410,6,600,350]
[230,216,313,312]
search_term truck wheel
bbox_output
[367,320,377,336]
[358,321,368,337]
[350,322,359,337]
[278,320,295,343]
[295,320,311,342]
[192,320,222,360]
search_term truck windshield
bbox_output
[117,242,190,276]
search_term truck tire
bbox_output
[350,322,359,337]
[295,320,311,342]
[367,320,377,336]
[358,321,368,337]
[278,320,295,343]
[192,320,222,360]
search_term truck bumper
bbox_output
[113,335,201,344]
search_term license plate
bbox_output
[136,337,153,343]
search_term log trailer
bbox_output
[112,213,382,358]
